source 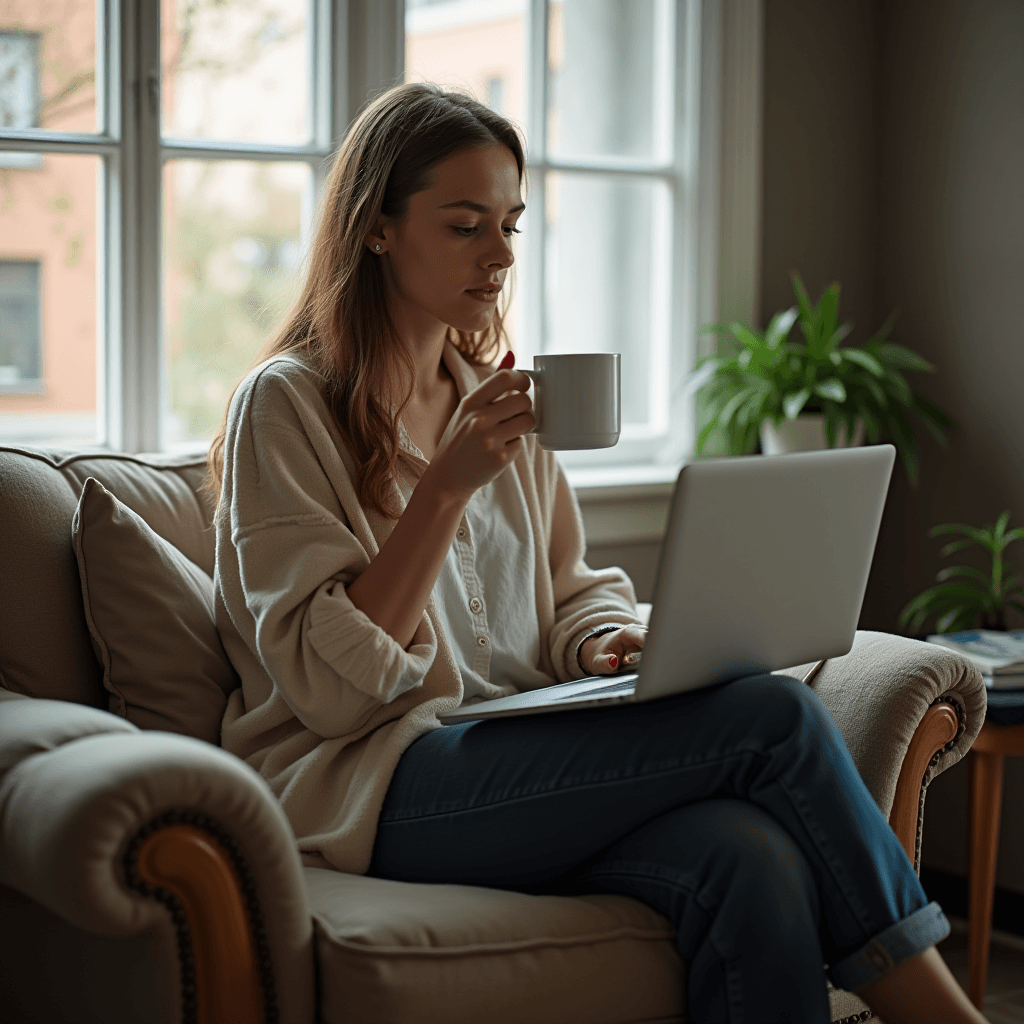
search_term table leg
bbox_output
[967,748,1004,1009]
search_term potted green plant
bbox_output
[687,273,954,484]
[899,511,1024,633]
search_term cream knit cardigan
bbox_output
[215,346,640,874]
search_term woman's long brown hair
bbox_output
[206,82,526,518]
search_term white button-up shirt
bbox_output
[397,432,555,706]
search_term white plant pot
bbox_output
[760,414,866,455]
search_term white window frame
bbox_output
[404,1,764,521]
[0,0,403,453]
[515,0,696,485]
[406,1,764,539]
[566,0,763,543]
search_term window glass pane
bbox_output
[405,0,527,351]
[406,0,526,121]
[163,159,311,445]
[161,0,311,146]
[545,172,668,433]
[0,2,99,135]
[547,0,669,162]
[0,261,40,380]
[0,152,100,444]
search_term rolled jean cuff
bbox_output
[828,901,951,992]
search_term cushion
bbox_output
[71,477,238,744]
[0,449,100,706]
[59,452,216,574]
[303,867,686,1024]
[304,867,876,1024]
[0,445,214,708]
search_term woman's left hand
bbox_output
[579,624,648,675]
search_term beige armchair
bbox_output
[0,443,985,1024]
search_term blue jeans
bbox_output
[368,674,949,1023]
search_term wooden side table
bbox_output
[966,690,1024,1007]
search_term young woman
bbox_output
[209,83,988,1024]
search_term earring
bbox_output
[375,244,381,251]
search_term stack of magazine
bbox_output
[927,630,1024,689]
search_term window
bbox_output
[0,0,381,450]
[406,0,700,478]
[0,0,751,491]
[0,2,101,444]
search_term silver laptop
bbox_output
[438,444,896,724]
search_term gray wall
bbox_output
[761,0,894,627]
[761,0,881,350]
[761,0,1024,893]
[876,0,1024,894]
[586,539,661,603]
[874,0,1024,634]
[760,0,1024,633]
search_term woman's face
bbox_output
[375,143,524,334]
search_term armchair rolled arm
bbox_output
[781,630,986,867]
[0,692,315,1023]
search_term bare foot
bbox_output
[857,947,989,1024]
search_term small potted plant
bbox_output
[687,273,954,484]
[899,511,1024,633]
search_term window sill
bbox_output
[567,463,678,547]
[566,463,679,502]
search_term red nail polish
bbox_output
[609,655,618,669]
[499,350,515,370]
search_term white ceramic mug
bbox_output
[522,352,621,451]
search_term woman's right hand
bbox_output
[423,366,535,502]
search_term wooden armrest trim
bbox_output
[888,700,960,870]
[124,810,278,1024]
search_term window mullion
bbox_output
[98,0,114,139]
[100,0,121,448]
[669,0,704,463]
[328,0,350,150]
[524,0,548,361]
[138,0,163,452]
[115,0,162,453]
[107,0,137,451]
[314,0,348,203]
[313,0,347,276]
[311,0,336,164]
[646,0,679,442]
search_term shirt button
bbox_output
[476,635,489,647]
[469,597,483,613]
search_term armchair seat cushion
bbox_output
[304,867,686,1024]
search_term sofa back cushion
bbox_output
[73,477,238,743]
[0,446,215,709]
